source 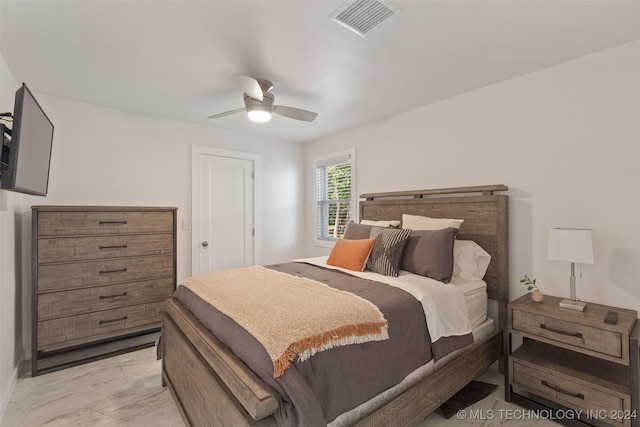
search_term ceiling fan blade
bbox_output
[273,105,318,122]
[236,75,263,102]
[207,108,245,119]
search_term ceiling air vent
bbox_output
[330,0,399,37]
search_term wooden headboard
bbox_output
[359,185,509,304]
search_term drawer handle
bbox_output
[541,380,585,400]
[98,268,128,275]
[539,323,583,339]
[99,220,128,225]
[99,316,128,325]
[99,244,128,250]
[99,292,128,300]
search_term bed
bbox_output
[161,184,509,427]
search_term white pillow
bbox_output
[360,219,401,228]
[402,213,463,230]
[452,240,491,280]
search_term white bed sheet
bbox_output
[449,276,488,328]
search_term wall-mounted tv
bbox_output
[0,83,54,196]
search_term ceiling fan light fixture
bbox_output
[245,91,274,123]
[247,109,272,123]
[248,111,271,122]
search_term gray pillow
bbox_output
[400,228,458,283]
[343,221,373,239]
[366,228,411,277]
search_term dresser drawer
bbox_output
[37,255,174,292]
[37,233,174,264]
[37,210,173,237]
[512,309,623,359]
[38,278,174,319]
[37,301,165,351]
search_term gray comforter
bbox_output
[171,262,472,426]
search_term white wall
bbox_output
[0,45,24,419]
[0,54,305,418]
[305,40,640,313]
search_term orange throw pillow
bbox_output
[326,238,376,271]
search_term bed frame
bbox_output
[162,184,509,427]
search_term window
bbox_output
[314,148,356,247]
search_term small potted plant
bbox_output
[520,275,544,302]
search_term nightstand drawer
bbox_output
[510,340,633,427]
[513,362,624,418]
[512,310,623,359]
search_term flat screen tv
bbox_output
[0,83,54,196]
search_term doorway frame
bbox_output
[191,145,262,275]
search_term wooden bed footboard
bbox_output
[353,332,502,426]
[162,298,278,427]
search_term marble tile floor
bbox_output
[1,348,561,427]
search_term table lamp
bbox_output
[547,228,594,311]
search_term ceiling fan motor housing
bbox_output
[256,79,274,93]
[244,91,274,114]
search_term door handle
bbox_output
[201,241,209,248]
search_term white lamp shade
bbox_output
[547,228,594,264]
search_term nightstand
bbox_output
[506,294,639,427]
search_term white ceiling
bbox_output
[1,0,639,143]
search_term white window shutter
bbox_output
[313,148,356,247]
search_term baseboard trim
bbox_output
[0,365,19,422]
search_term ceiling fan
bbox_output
[208,75,318,123]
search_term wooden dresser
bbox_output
[31,206,177,375]
[507,294,639,427]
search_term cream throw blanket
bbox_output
[182,266,389,378]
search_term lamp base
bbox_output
[559,299,586,311]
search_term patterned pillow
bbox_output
[366,228,411,277]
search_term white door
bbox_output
[192,147,259,275]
